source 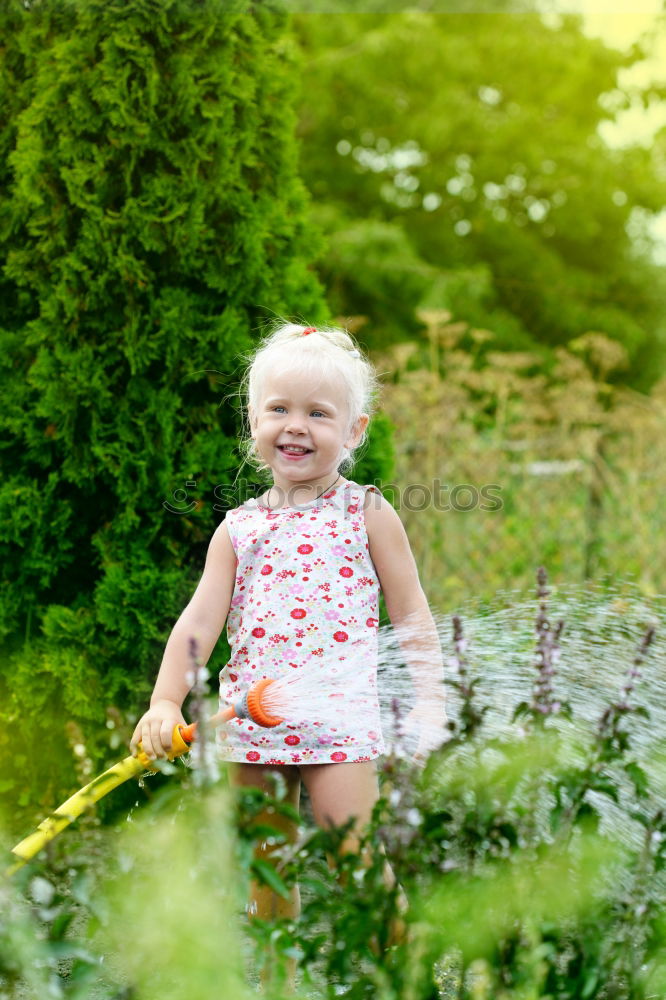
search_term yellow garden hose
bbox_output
[5,724,192,877]
[6,679,283,876]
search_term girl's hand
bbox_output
[404,698,450,765]
[130,700,186,760]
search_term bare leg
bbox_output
[300,760,406,947]
[299,760,379,854]
[229,763,301,989]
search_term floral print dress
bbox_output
[217,481,385,765]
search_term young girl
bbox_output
[130,322,445,931]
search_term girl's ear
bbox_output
[249,407,257,438]
[346,413,369,449]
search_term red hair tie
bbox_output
[302,327,317,336]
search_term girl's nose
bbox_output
[285,414,307,433]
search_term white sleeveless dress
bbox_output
[218,481,385,764]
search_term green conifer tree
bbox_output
[0,0,331,817]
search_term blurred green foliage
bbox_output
[377,312,666,609]
[293,11,666,385]
[2,579,665,998]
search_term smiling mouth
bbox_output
[278,445,313,455]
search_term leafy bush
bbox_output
[0,0,333,824]
[3,569,664,999]
[230,571,665,999]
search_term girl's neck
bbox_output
[261,474,345,510]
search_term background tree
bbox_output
[293,11,666,387]
[0,0,332,816]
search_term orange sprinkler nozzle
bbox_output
[246,677,283,727]
[179,722,197,743]
[178,678,284,744]
[206,678,284,730]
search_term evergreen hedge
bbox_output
[0,0,345,819]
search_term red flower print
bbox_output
[229,672,238,682]
[220,485,385,767]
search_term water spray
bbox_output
[6,610,457,877]
[6,576,660,879]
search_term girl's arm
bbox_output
[364,493,447,755]
[130,520,237,759]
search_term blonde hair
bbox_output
[240,322,379,474]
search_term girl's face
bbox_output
[251,369,368,491]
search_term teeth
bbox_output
[282,446,308,453]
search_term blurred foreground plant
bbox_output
[3,570,664,999]
[236,568,665,999]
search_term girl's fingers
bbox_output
[160,720,174,753]
[130,712,183,758]
[141,723,158,760]
[150,720,166,758]
[140,725,153,759]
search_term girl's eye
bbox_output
[311,410,326,418]
[273,406,287,413]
